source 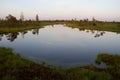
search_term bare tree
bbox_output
[20,12,24,21]
[92,17,96,22]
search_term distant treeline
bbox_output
[0,14,41,27]
[0,14,120,28]
[63,18,120,33]
[0,14,120,33]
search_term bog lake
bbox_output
[0,24,120,67]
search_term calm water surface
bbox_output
[0,24,120,67]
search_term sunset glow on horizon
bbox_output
[0,0,120,21]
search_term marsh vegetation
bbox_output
[0,14,120,80]
[0,14,120,34]
[0,47,120,80]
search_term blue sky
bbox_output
[0,0,120,21]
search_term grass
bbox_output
[0,47,65,80]
[0,21,57,34]
[0,20,120,34]
[96,53,120,80]
[64,21,120,33]
[0,47,120,80]
[0,20,120,80]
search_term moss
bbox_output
[96,53,120,80]
[0,47,67,80]
[0,47,120,80]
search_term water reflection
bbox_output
[32,29,39,35]
[6,33,19,42]
[0,24,120,67]
[85,30,105,38]
[21,31,28,38]
[0,27,107,42]
[0,34,3,41]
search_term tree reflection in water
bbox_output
[78,29,106,38]
[6,33,19,42]
[0,34,3,41]
[0,28,40,42]
[32,29,39,35]
[94,31,105,38]
[0,26,114,42]
[21,31,28,38]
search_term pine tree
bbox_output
[20,12,24,21]
[36,14,39,21]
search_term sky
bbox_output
[0,0,120,21]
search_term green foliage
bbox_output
[65,21,120,33]
[6,14,17,23]
[66,68,111,80]
[96,53,120,80]
[0,47,34,68]
[0,47,65,80]
[96,53,120,65]
[0,14,120,80]
[0,47,120,80]
[0,21,57,34]
[1,14,120,34]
